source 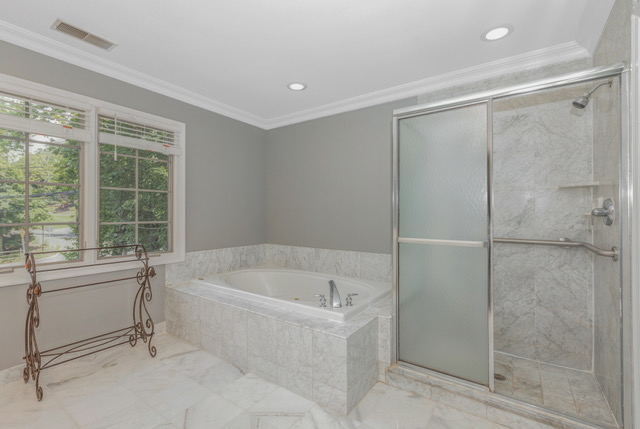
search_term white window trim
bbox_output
[0,73,185,288]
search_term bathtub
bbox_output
[192,268,390,322]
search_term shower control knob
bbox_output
[591,198,614,226]
[314,294,327,307]
[345,293,359,307]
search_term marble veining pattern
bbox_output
[165,283,389,414]
[492,87,595,370]
[592,36,624,424]
[166,244,392,287]
[1,333,549,428]
[493,352,617,427]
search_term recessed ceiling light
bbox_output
[481,26,513,41]
[288,82,307,91]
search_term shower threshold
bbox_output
[386,361,619,429]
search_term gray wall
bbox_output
[265,99,415,255]
[0,268,165,372]
[0,40,267,252]
[0,40,267,370]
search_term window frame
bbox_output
[0,130,84,265]
[0,73,186,287]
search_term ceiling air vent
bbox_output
[52,19,117,51]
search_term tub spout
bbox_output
[329,280,342,308]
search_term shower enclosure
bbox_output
[393,64,628,428]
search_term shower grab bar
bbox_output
[493,237,618,261]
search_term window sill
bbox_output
[0,252,183,288]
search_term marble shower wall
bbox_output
[492,84,595,370]
[592,79,622,423]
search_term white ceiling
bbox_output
[0,0,616,129]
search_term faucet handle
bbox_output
[346,293,359,307]
[314,294,327,307]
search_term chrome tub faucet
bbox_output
[329,280,342,308]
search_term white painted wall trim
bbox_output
[263,42,589,129]
[0,19,590,130]
[0,20,266,129]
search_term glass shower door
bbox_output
[397,102,490,386]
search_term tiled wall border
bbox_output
[165,244,392,286]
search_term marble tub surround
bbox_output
[165,244,266,285]
[164,244,392,286]
[263,244,392,283]
[165,281,389,415]
[492,84,595,370]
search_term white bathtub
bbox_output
[192,268,390,322]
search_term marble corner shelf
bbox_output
[556,182,600,189]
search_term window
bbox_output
[0,129,82,265]
[0,91,87,266]
[97,115,176,257]
[0,75,185,286]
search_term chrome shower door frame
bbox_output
[392,62,629,424]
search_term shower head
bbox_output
[572,80,612,109]
[572,95,590,109]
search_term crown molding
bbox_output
[0,19,590,130]
[262,41,590,129]
[0,20,266,128]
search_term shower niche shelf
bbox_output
[556,181,599,189]
[22,244,157,401]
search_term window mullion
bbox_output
[135,151,139,246]
[83,105,98,265]
[23,124,29,253]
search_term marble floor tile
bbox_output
[0,382,79,429]
[425,404,495,429]
[82,406,168,429]
[153,423,181,429]
[221,411,291,429]
[46,366,120,407]
[248,386,316,415]
[349,383,437,429]
[2,333,618,429]
[292,405,363,429]
[160,349,225,378]
[64,384,143,427]
[219,373,280,410]
[494,353,617,427]
[122,365,210,415]
[187,359,244,393]
[170,393,244,429]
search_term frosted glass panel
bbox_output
[398,243,489,385]
[398,104,488,241]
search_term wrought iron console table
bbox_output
[23,244,156,401]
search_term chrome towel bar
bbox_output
[494,237,618,261]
